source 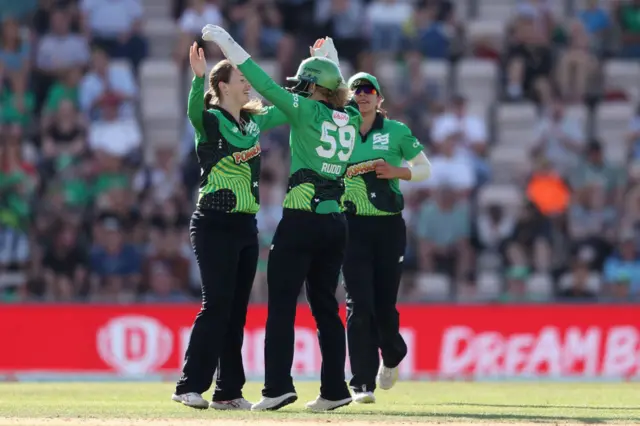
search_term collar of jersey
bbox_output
[360,112,385,142]
[209,105,251,135]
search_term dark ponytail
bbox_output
[204,90,214,109]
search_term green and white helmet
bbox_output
[286,56,346,95]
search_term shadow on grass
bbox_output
[441,402,640,411]
[325,409,640,424]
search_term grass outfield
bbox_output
[0,382,640,425]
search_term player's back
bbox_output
[284,99,362,214]
[235,55,360,213]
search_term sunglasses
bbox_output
[354,86,378,96]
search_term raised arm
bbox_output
[250,37,343,131]
[201,25,305,121]
[237,59,304,120]
[310,37,340,68]
[187,42,219,145]
[187,75,205,135]
[253,105,289,132]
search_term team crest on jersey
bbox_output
[346,159,384,178]
[332,110,349,127]
[243,120,260,137]
[232,143,261,164]
[372,133,390,150]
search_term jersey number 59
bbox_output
[317,121,356,162]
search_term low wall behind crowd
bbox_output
[1,304,639,381]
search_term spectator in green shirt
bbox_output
[0,124,36,301]
[0,73,35,128]
[617,0,640,58]
[42,67,82,121]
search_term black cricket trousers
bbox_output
[263,209,351,401]
[175,208,258,401]
[342,213,408,393]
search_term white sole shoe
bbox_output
[171,392,209,409]
[305,396,352,412]
[376,364,399,390]
[353,391,375,404]
[251,392,298,411]
[209,397,252,410]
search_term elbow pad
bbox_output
[407,152,431,182]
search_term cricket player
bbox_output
[201,24,359,412]
[341,71,431,403]
[309,39,431,403]
[172,42,287,410]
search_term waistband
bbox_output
[282,208,345,220]
[345,212,403,221]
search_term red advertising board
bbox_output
[1,304,640,378]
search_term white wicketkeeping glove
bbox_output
[201,24,251,66]
[310,37,340,67]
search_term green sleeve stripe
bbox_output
[255,106,289,132]
[188,76,206,142]
[238,59,300,121]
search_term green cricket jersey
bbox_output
[238,59,362,214]
[188,75,287,214]
[343,112,424,216]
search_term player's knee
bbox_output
[199,299,233,322]
[309,302,341,324]
[348,315,371,331]
[347,306,375,327]
[375,307,399,330]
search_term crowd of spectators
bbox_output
[1,0,640,304]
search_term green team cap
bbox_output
[286,56,346,91]
[348,72,382,96]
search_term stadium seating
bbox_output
[495,103,538,148]
[477,271,502,299]
[140,59,182,149]
[455,59,498,105]
[415,273,451,300]
[121,0,640,302]
[6,0,640,303]
[595,102,634,163]
[604,61,640,103]
[134,0,640,173]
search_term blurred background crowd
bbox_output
[1,0,640,304]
